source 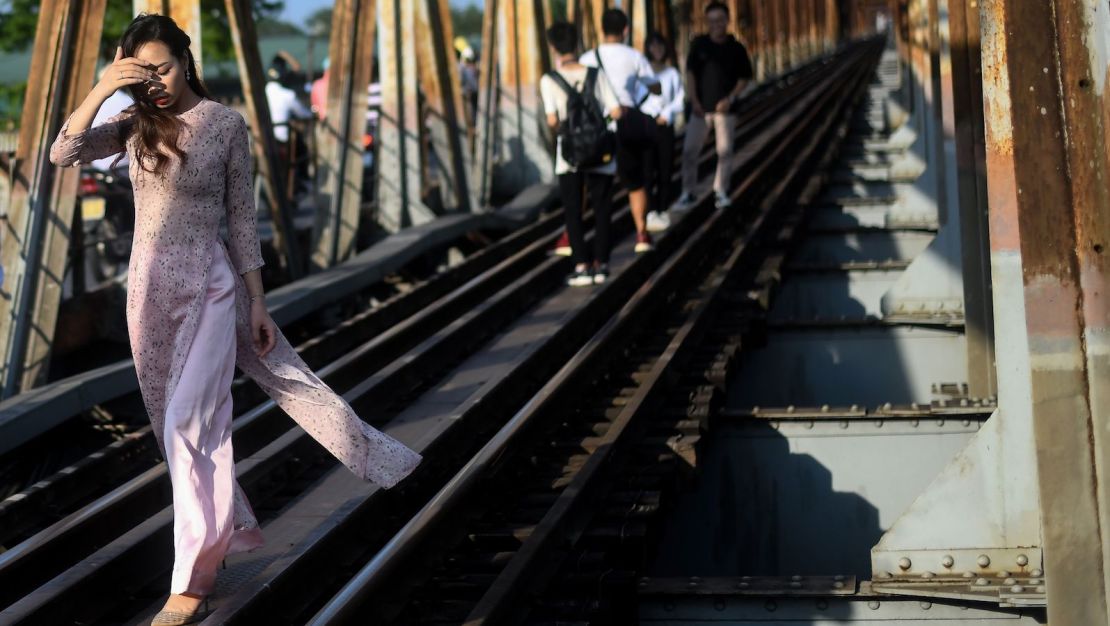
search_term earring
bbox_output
[186,66,191,80]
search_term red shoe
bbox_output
[554,231,572,256]
[634,231,654,253]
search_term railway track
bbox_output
[0,40,880,625]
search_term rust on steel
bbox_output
[980,0,1110,622]
[947,0,996,396]
[0,0,107,396]
[225,0,303,277]
[414,0,474,213]
[313,0,376,260]
[473,0,551,206]
[378,0,436,231]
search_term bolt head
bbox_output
[791,575,804,582]
[868,600,881,610]
[738,581,750,589]
[962,572,975,579]
[921,571,935,579]
[1031,569,1043,577]
[1011,585,1024,593]
[1003,578,1016,586]
[941,555,955,568]
[975,577,990,586]
[1036,585,1046,594]
[833,581,845,589]
[898,557,912,570]
[790,581,802,589]
[977,554,991,568]
[920,601,932,609]
[1016,554,1029,566]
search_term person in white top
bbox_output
[540,22,623,287]
[264,58,312,143]
[640,32,685,233]
[580,8,661,253]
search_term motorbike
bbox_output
[74,165,134,290]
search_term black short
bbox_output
[615,110,656,191]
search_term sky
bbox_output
[280,0,483,25]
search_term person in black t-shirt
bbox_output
[675,1,754,211]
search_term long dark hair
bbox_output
[118,14,211,176]
[644,31,675,65]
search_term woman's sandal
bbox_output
[150,596,210,625]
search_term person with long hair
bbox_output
[641,32,685,231]
[49,14,422,625]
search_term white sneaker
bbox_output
[714,190,732,208]
[645,210,671,233]
[673,192,697,212]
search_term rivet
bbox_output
[738,581,750,589]
[1028,578,1042,585]
[821,404,830,412]
[936,419,946,426]
[742,576,752,581]
[911,419,920,427]
[834,575,846,582]
[850,404,860,412]
[962,419,972,426]
[962,572,975,579]
[975,577,990,586]
[911,402,920,410]
[840,420,849,429]
[879,571,893,579]
[1036,585,1046,594]
[868,600,881,610]
[898,557,912,570]
[715,599,727,611]
[882,402,892,410]
[765,600,778,612]
[772,421,780,430]
[833,581,845,589]
[1016,554,1029,567]
[1031,569,1043,577]
[791,575,804,582]
[977,555,991,568]
[790,581,802,589]
[664,601,675,612]
[805,420,814,429]
[816,599,829,610]
[920,601,932,610]
[941,555,955,568]
[960,398,969,407]
[787,405,796,413]
[997,570,1010,578]
[1011,585,1025,593]
[921,571,935,579]
[875,420,884,428]
[1003,578,1016,586]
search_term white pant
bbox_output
[681,112,738,195]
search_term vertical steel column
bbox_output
[312,0,377,260]
[948,0,995,396]
[980,0,1110,621]
[378,0,437,231]
[0,0,106,396]
[414,0,474,214]
[472,0,551,207]
[225,0,303,276]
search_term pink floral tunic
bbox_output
[49,98,422,538]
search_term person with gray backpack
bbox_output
[541,21,623,286]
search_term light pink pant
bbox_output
[163,239,261,595]
[681,112,738,195]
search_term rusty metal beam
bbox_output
[979,0,1110,621]
[473,0,552,207]
[310,0,370,263]
[225,0,303,277]
[0,0,107,396]
[414,0,474,214]
[378,0,437,230]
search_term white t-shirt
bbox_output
[265,81,312,142]
[641,65,685,125]
[91,89,134,171]
[579,43,658,108]
[539,66,620,175]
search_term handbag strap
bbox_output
[595,48,652,111]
